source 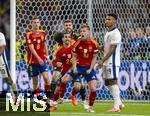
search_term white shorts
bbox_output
[103,66,119,79]
[0,52,10,78]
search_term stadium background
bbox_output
[0,0,150,102]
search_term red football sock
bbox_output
[45,84,50,92]
[34,88,40,96]
[71,87,80,96]
[89,91,96,106]
[59,82,67,98]
[53,93,59,101]
[45,84,50,98]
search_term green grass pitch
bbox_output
[51,102,150,116]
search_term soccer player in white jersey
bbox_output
[98,13,124,112]
[0,32,18,104]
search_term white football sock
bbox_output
[108,84,122,109]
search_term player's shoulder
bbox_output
[109,28,120,34]
[26,31,33,36]
[26,31,33,39]
[0,32,6,46]
[89,37,98,44]
[0,32,5,40]
[38,29,46,34]
[55,45,63,54]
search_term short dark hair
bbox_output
[80,24,90,30]
[32,16,40,21]
[64,19,73,24]
[107,13,117,20]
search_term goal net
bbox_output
[15,0,150,101]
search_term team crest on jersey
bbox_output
[37,39,41,43]
[84,49,88,53]
[33,38,36,41]
[41,36,44,41]
[89,46,93,51]
[62,54,66,57]
[67,54,71,58]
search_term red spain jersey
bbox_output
[52,45,74,74]
[26,30,47,64]
[73,37,99,67]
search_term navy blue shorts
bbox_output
[28,62,49,77]
[67,66,97,83]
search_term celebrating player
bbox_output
[26,16,51,102]
[0,32,18,103]
[53,24,99,113]
[98,13,124,112]
[64,20,88,108]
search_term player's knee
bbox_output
[52,77,58,83]
[74,82,81,91]
[90,87,96,92]
[61,74,71,84]
[105,79,117,86]
[53,72,60,80]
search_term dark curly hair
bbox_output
[53,32,63,45]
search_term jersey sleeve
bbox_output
[0,32,6,46]
[91,39,99,54]
[52,48,62,67]
[43,31,47,41]
[26,32,32,46]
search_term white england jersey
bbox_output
[0,32,6,46]
[0,32,10,78]
[103,28,121,67]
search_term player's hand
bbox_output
[38,58,44,65]
[97,60,103,68]
[86,68,92,74]
[57,62,62,67]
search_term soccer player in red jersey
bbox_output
[26,16,51,101]
[50,32,74,110]
[64,20,88,109]
[55,24,99,113]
